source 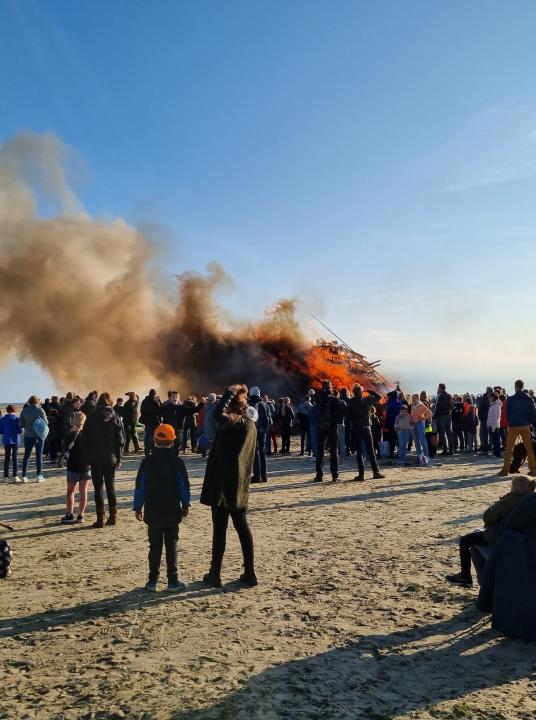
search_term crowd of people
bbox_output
[2,378,536,593]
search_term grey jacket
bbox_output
[19,405,48,438]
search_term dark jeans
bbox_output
[315,427,339,479]
[211,506,254,575]
[22,436,43,476]
[124,424,140,453]
[281,424,291,453]
[181,425,196,451]
[253,429,267,481]
[452,424,465,451]
[490,427,502,457]
[460,530,489,577]
[91,463,117,515]
[144,424,157,457]
[384,428,397,458]
[148,524,179,582]
[352,426,379,474]
[4,444,18,477]
[436,415,453,453]
[48,437,60,463]
[479,420,490,451]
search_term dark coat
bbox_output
[81,405,125,466]
[81,397,97,419]
[478,530,536,640]
[200,390,257,511]
[122,399,139,426]
[433,391,452,418]
[140,395,161,427]
[347,392,378,428]
[133,449,190,526]
[160,400,181,430]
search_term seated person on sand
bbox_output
[446,474,535,587]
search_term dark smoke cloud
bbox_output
[0,132,309,395]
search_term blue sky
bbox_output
[2,0,536,398]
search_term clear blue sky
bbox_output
[2,0,536,399]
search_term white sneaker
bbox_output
[12,476,21,483]
[22,476,29,484]
[36,474,45,483]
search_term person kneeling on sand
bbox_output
[200,384,258,588]
[446,474,535,587]
[133,423,191,592]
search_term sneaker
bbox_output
[75,514,85,524]
[145,580,158,592]
[446,572,473,587]
[36,474,45,483]
[60,514,75,524]
[167,580,186,592]
[11,476,21,484]
[22,476,29,484]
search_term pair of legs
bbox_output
[4,444,18,478]
[436,415,453,453]
[252,430,267,482]
[65,479,89,517]
[144,424,157,457]
[266,429,278,454]
[412,420,430,461]
[91,463,117,521]
[397,431,410,461]
[299,420,310,455]
[181,425,196,452]
[281,425,291,453]
[384,428,397,458]
[447,530,489,584]
[489,427,502,457]
[452,424,465,451]
[22,436,43,477]
[124,424,140,453]
[208,506,255,582]
[148,524,179,583]
[352,426,382,478]
[500,426,536,475]
[315,428,339,480]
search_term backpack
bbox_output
[33,417,49,440]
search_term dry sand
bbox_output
[1,445,535,720]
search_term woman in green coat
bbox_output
[201,384,258,587]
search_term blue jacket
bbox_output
[133,448,190,526]
[505,391,536,427]
[385,398,402,429]
[1,413,22,446]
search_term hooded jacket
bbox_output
[487,399,502,431]
[134,448,190,525]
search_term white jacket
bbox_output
[487,400,502,431]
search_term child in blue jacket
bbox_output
[134,423,191,592]
[1,406,22,482]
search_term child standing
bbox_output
[134,423,191,592]
[394,405,412,463]
[1,405,22,483]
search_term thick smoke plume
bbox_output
[0,132,389,397]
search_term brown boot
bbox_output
[105,508,117,526]
[92,512,105,528]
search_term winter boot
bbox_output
[203,565,222,588]
[92,512,105,529]
[105,508,117,526]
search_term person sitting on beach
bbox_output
[446,474,535,587]
[133,423,191,592]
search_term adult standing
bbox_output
[249,387,271,484]
[123,392,141,454]
[20,396,48,483]
[81,391,98,420]
[434,383,454,456]
[203,393,219,448]
[410,394,433,465]
[347,385,385,482]
[200,385,258,587]
[140,389,161,457]
[279,397,294,455]
[477,387,493,453]
[160,391,182,455]
[487,392,502,458]
[297,394,313,456]
[313,380,343,483]
[498,380,536,477]
[82,392,125,528]
[384,391,402,459]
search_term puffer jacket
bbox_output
[487,399,502,431]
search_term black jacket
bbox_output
[160,400,181,430]
[249,395,272,433]
[434,391,452,418]
[81,397,97,419]
[122,399,139,426]
[347,392,378,428]
[133,449,190,526]
[315,390,344,431]
[81,405,125,466]
[140,395,161,428]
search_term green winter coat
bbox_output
[482,492,528,544]
[200,390,257,511]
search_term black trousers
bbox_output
[315,428,339,479]
[351,426,379,474]
[148,524,179,582]
[211,506,254,575]
[124,423,140,452]
[459,530,489,577]
[3,444,18,477]
[91,463,117,515]
[281,424,292,453]
[299,418,310,454]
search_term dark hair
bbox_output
[438,383,446,392]
[97,392,113,407]
[515,379,524,390]
[321,379,331,391]
[6,404,15,413]
[490,392,498,402]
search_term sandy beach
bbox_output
[1,446,535,720]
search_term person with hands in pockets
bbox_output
[134,423,191,592]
